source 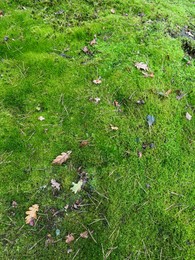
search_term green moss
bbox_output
[0,0,194,259]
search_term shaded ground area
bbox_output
[0,1,194,259]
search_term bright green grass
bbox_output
[0,0,194,259]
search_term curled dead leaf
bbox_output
[83,46,89,53]
[65,234,74,244]
[135,62,149,71]
[80,140,89,147]
[52,151,72,165]
[51,179,60,190]
[165,89,172,96]
[89,97,101,104]
[45,234,54,247]
[113,100,120,107]
[142,72,154,78]
[12,201,18,208]
[90,38,97,46]
[80,231,88,239]
[25,204,39,226]
[137,151,142,158]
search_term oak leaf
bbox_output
[135,62,148,71]
[52,151,72,165]
[65,234,74,244]
[51,179,60,190]
[25,204,39,226]
[70,180,83,194]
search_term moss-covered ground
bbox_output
[0,0,194,259]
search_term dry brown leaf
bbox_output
[45,234,54,247]
[12,201,18,208]
[89,97,101,104]
[82,46,89,53]
[142,72,154,78]
[137,151,142,158]
[0,10,4,17]
[165,89,172,96]
[52,151,72,165]
[113,100,120,107]
[80,140,89,147]
[25,204,39,226]
[80,231,89,239]
[135,62,149,71]
[51,179,60,190]
[90,38,96,46]
[65,234,74,244]
[93,78,102,84]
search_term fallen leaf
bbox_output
[56,229,60,236]
[135,62,148,71]
[176,91,186,100]
[186,31,194,37]
[110,125,118,131]
[136,100,145,105]
[67,249,73,254]
[165,89,172,96]
[93,78,102,84]
[12,201,18,208]
[90,38,97,46]
[111,8,115,14]
[89,97,101,103]
[113,100,120,107]
[25,204,39,226]
[0,10,4,17]
[45,234,54,246]
[52,151,72,165]
[38,116,45,121]
[186,112,192,121]
[70,180,83,194]
[157,89,172,97]
[80,231,88,239]
[51,179,60,190]
[80,140,89,147]
[147,115,155,126]
[83,46,89,53]
[142,72,154,78]
[65,234,75,244]
[137,151,142,158]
